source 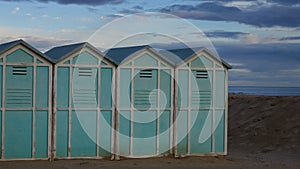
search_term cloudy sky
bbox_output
[0,0,300,87]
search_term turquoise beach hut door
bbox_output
[173,48,230,157]
[132,69,158,156]
[0,41,52,160]
[115,48,173,158]
[48,43,114,159]
[189,69,213,154]
[5,66,33,159]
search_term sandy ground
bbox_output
[0,154,298,169]
[0,94,299,169]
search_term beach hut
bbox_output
[162,48,231,157]
[105,45,174,159]
[45,42,115,159]
[0,40,52,160]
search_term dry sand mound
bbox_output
[228,94,300,154]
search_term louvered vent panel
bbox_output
[6,88,32,105]
[195,70,208,79]
[139,69,152,78]
[134,90,157,107]
[192,90,211,107]
[78,68,92,77]
[12,66,27,76]
[73,89,97,105]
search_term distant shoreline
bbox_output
[229,86,300,96]
[229,93,300,97]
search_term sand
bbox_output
[0,94,299,169]
[228,94,300,169]
[229,94,300,154]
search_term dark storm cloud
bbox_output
[261,0,300,5]
[280,36,300,41]
[204,31,249,39]
[215,43,300,70]
[0,0,124,6]
[160,2,300,27]
[190,0,300,5]
[215,42,300,86]
[132,5,144,10]
[119,5,144,14]
[87,7,98,13]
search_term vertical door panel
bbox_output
[0,66,2,108]
[176,110,188,155]
[57,67,69,108]
[214,110,225,153]
[160,69,171,109]
[118,111,131,156]
[4,111,32,159]
[132,110,157,156]
[119,69,131,108]
[100,68,112,108]
[71,110,97,157]
[35,111,48,158]
[216,71,225,108]
[36,67,49,108]
[56,110,68,157]
[190,110,212,153]
[99,110,112,156]
[159,110,170,155]
[0,111,2,158]
[177,70,188,108]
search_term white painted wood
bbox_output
[111,67,116,160]
[173,69,178,156]
[68,61,73,157]
[156,62,161,155]
[187,68,191,155]
[52,68,57,159]
[56,64,112,68]
[48,65,53,160]
[130,65,134,156]
[32,58,37,158]
[96,67,101,157]
[224,70,228,155]
[170,69,174,154]
[114,67,120,160]
[1,56,6,159]
[108,108,172,111]
[212,63,216,153]
[176,67,225,71]
[3,63,50,66]
[56,107,113,111]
